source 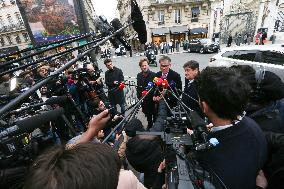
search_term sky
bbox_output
[91,0,118,21]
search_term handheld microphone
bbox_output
[0,108,65,139]
[131,0,147,44]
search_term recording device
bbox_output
[95,16,132,52]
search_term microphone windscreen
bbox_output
[45,96,69,105]
[16,108,65,134]
[110,18,125,37]
[131,0,147,44]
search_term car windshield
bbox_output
[199,39,212,44]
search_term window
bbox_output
[221,50,237,58]
[23,33,29,42]
[0,37,5,46]
[0,16,4,27]
[191,7,200,22]
[15,35,21,44]
[156,0,164,3]
[261,51,284,66]
[7,14,13,25]
[15,12,23,25]
[174,9,181,24]
[6,35,12,44]
[158,10,164,25]
[233,50,258,61]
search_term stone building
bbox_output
[117,0,211,46]
[0,0,30,55]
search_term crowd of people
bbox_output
[1,52,284,189]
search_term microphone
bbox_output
[0,108,65,138]
[45,96,69,105]
[131,0,147,44]
[110,18,132,51]
[195,138,219,151]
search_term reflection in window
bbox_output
[221,50,237,58]
[233,50,258,61]
[261,51,284,65]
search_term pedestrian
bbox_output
[227,34,232,47]
[160,42,164,54]
[243,33,248,45]
[169,40,173,53]
[136,58,156,129]
[104,59,126,114]
[247,34,251,45]
[176,40,180,52]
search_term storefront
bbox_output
[189,27,208,40]
[151,27,169,44]
[169,25,188,42]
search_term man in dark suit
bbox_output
[181,60,203,116]
[153,55,182,108]
[104,59,125,114]
[136,58,156,129]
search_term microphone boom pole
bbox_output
[0,34,91,60]
[0,33,95,69]
[0,22,133,118]
[0,37,104,77]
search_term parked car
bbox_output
[209,44,284,82]
[115,46,126,56]
[187,38,220,53]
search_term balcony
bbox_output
[191,17,199,22]
[158,21,165,25]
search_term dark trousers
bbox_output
[145,113,157,129]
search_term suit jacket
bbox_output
[155,69,182,107]
[137,70,156,114]
[182,78,203,116]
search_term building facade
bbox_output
[117,0,211,47]
[0,0,30,55]
[82,0,97,32]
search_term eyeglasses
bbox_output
[160,64,170,67]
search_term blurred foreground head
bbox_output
[198,66,251,120]
[24,143,121,189]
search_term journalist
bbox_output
[196,67,267,189]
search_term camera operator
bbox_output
[196,67,267,189]
[136,58,156,129]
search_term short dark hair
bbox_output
[198,67,251,120]
[139,58,149,67]
[183,60,199,70]
[104,58,112,65]
[24,143,121,189]
[159,55,171,63]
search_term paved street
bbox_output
[98,51,217,78]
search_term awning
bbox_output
[191,7,200,15]
[190,28,208,35]
[169,26,188,34]
[152,27,169,36]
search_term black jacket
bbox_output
[105,67,125,104]
[197,116,267,189]
[182,79,203,116]
[155,69,182,107]
[137,70,156,114]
